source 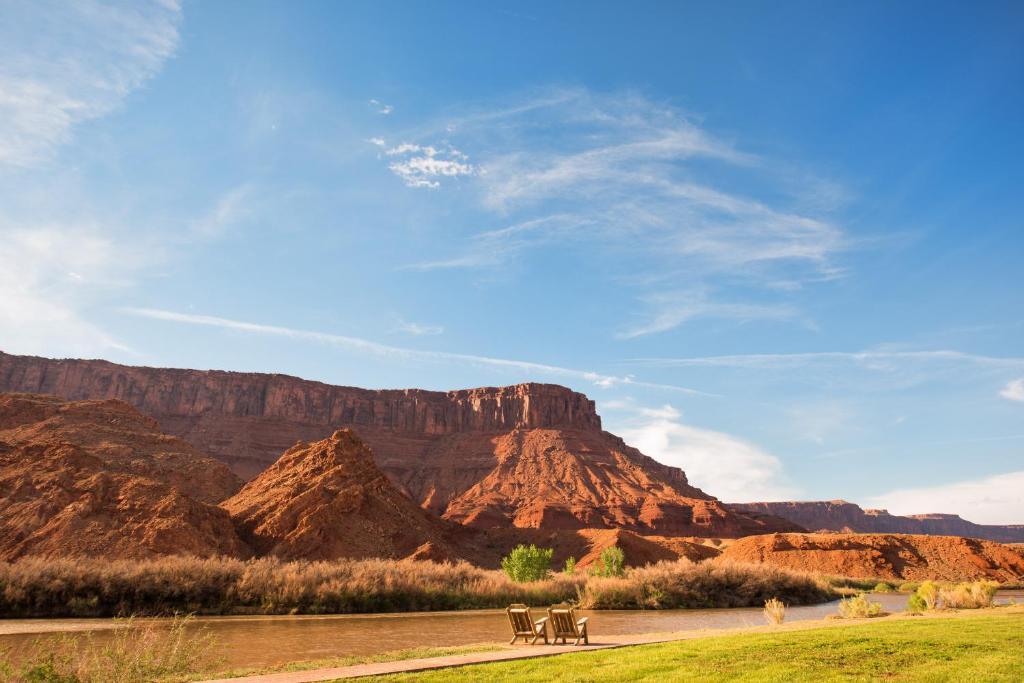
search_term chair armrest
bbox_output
[534,616,549,626]
[577,617,589,625]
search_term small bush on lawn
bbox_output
[916,581,940,610]
[501,545,554,583]
[763,597,786,625]
[837,593,883,618]
[907,593,928,614]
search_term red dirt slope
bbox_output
[221,429,466,561]
[0,394,248,560]
[721,532,1024,582]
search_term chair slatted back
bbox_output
[507,604,534,635]
[548,605,578,637]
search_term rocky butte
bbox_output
[0,351,793,538]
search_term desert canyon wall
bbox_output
[0,351,790,537]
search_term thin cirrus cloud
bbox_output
[381,88,848,337]
[0,0,182,168]
[395,319,444,336]
[617,290,803,339]
[123,307,712,395]
[627,349,1024,395]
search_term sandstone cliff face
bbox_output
[0,352,787,537]
[0,394,249,560]
[0,352,600,479]
[721,532,1024,582]
[221,429,464,561]
[732,500,1024,543]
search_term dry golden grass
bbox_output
[0,555,834,618]
[763,597,786,625]
[0,615,212,683]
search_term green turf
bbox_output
[365,610,1024,682]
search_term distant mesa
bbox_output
[721,532,1024,582]
[731,500,1024,544]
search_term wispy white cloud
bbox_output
[0,0,182,167]
[618,289,802,339]
[628,349,1024,370]
[190,184,254,238]
[627,349,1024,397]
[864,471,1024,525]
[0,223,146,355]
[1000,378,1024,402]
[395,319,444,336]
[384,142,475,189]
[369,99,393,115]
[392,89,848,334]
[615,403,799,501]
[123,308,710,395]
[400,214,588,271]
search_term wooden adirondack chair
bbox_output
[506,603,549,644]
[547,603,589,645]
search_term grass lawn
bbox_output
[365,609,1024,682]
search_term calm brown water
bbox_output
[1,591,1020,669]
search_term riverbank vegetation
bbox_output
[0,556,833,618]
[0,616,210,683]
[365,609,1024,682]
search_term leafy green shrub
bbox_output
[907,593,928,614]
[563,557,577,575]
[763,597,786,625]
[873,582,894,593]
[591,546,626,578]
[837,593,883,618]
[897,581,920,593]
[916,581,940,610]
[500,545,554,583]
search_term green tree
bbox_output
[501,544,553,582]
[563,556,577,574]
[592,546,626,578]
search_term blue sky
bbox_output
[1,0,1022,521]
